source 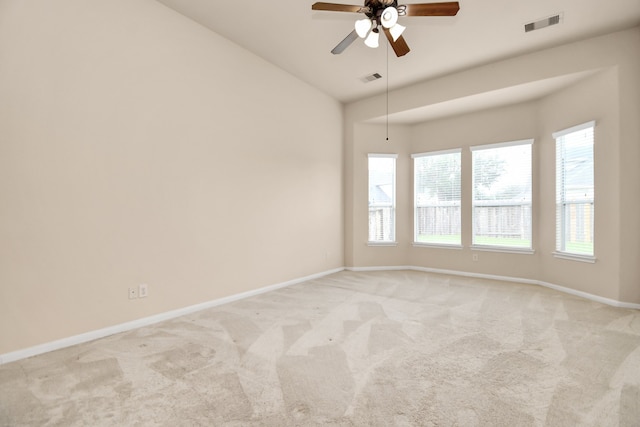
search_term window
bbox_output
[413,149,461,246]
[471,140,533,250]
[368,154,397,243]
[554,121,595,258]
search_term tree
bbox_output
[415,154,461,201]
[473,154,505,200]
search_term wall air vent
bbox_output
[360,73,382,83]
[525,13,562,32]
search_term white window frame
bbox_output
[553,121,596,263]
[470,139,534,254]
[368,153,397,245]
[412,149,462,249]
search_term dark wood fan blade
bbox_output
[404,2,460,16]
[331,30,359,54]
[312,2,367,13]
[383,27,410,57]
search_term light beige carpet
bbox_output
[1,270,640,426]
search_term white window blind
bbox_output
[471,140,533,249]
[368,154,397,243]
[554,121,595,257]
[412,149,461,245]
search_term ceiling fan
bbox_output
[312,0,460,57]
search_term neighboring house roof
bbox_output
[565,158,594,188]
[369,184,392,205]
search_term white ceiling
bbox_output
[155,0,640,108]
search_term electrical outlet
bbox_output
[129,287,138,299]
[472,254,479,262]
[139,284,148,298]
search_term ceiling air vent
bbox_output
[360,73,382,83]
[525,13,562,32]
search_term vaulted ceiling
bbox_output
[155,0,639,106]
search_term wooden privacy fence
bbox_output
[416,201,531,240]
[472,202,532,239]
[373,201,592,244]
[369,207,394,241]
[415,205,461,236]
[560,202,594,244]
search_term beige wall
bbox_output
[345,27,640,305]
[617,29,640,304]
[537,69,621,300]
[350,124,411,267]
[0,0,343,354]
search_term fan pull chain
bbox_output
[386,39,389,142]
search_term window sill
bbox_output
[367,242,398,247]
[470,245,535,255]
[413,243,463,250]
[553,252,596,263]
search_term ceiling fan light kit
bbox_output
[364,28,380,48]
[355,18,373,37]
[389,23,406,41]
[312,0,460,57]
[381,6,399,27]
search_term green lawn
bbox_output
[415,234,461,245]
[416,235,593,253]
[473,236,530,248]
[563,241,594,255]
[416,234,531,248]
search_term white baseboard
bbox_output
[3,265,638,365]
[535,280,640,310]
[346,265,413,272]
[346,265,640,310]
[0,267,345,365]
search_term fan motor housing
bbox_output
[369,0,396,6]
[364,0,399,20]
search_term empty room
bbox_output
[1,0,639,425]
